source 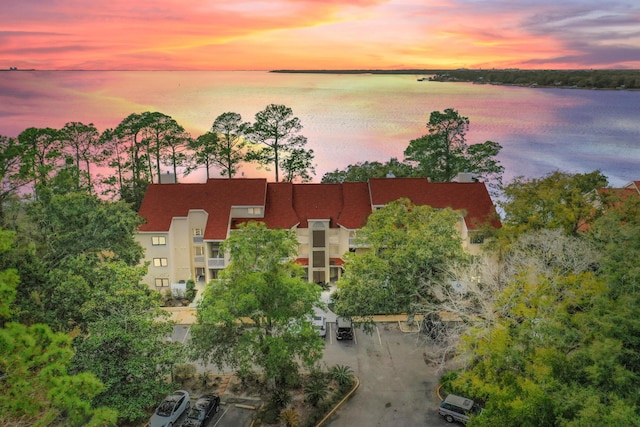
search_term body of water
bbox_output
[0,71,638,186]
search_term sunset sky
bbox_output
[2,0,639,70]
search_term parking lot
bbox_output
[171,320,453,427]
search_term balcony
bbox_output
[208,258,226,269]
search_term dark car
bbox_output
[336,317,353,340]
[180,393,220,427]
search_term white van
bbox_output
[438,394,478,424]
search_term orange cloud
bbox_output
[1,0,639,70]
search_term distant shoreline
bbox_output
[271,69,640,91]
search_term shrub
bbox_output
[304,377,329,407]
[173,363,196,383]
[271,388,292,409]
[439,370,460,394]
[330,364,354,387]
[279,407,300,427]
[185,279,197,302]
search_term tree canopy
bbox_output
[436,176,640,426]
[404,108,503,185]
[0,229,118,427]
[191,222,324,385]
[499,170,609,239]
[333,198,467,324]
[247,104,315,182]
[321,109,503,186]
[321,158,413,183]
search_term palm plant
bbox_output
[271,387,291,409]
[330,364,354,387]
[279,407,300,427]
[304,377,329,407]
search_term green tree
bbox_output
[71,260,182,423]
[17,127,63,195]
[161,127,189,183]
[187,132,219,180]
[248,104,313,182]
[404,109,503,185]
[499,170,608,239]
[112,113,152,209]
[321,158,414,183]
[11,190,143,330]
[59,121,104,192]
[209,111,251,178]
[191,221,324,386]
[141,111,187,183]
[0,229,118,427]
[281,147,315,182]
[334,198,467,324]
[0,135,25,223]
[447,224,640,426]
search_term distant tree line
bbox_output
[0,104,315,213]
[429,69,640,89]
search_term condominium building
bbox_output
[135,177,501,292]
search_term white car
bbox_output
[312,315,327,338]
[150,390,190,427]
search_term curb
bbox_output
[316,376,360,427]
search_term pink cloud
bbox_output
[1,0,639,70]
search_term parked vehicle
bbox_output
[438,393,480,424]
[181,393,220,427]
[336,317,353,340]
[150,390,190,427]
[312,315,327,338]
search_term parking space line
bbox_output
[328,323,333,344]
[376,326,382,345]
[182,325,191,344]
[210,405,232,427]
[353,328,357,344]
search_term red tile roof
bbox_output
[292,184,345,228]
[137,178,500,238]
[138,179,267,240]
[368,178,501,229]
[337,182,373,229]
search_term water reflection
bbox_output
[0,71,637,186]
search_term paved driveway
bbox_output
[322,322,448,427]
[172,319,451,426]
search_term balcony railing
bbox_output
[208,258,226,269]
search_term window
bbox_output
[193,228,203,236]
[211,245,222,258]
[313,230,325,248]
[313,251,325,267]
[155,278,169,287]
[194,246,205,256]
[151,236,166,246]
[248,207,262,215]
[153,258,168,267]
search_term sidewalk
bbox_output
[162,307,425,329]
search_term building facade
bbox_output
[135,177,501,291]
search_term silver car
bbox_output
[150,390,191,427]
[312,315,327,338]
